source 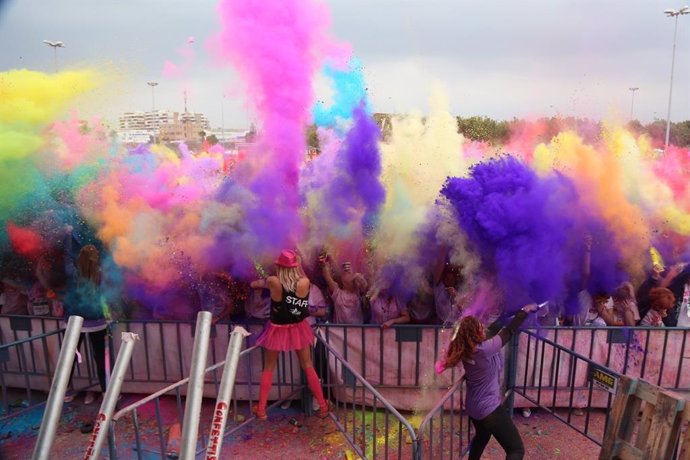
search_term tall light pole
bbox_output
[628,87,639,121]
[42,40,65,73]
[147,81,159,112]
[663,6,689,152]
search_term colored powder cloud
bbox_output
[313,58,367,128]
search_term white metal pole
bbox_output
[629,88,638,121]
[204,326,250,459]
[664,14,680,152]
[179,311,213,459]
[83,332,139,460]
[32,316,84,460]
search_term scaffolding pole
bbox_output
[83,332,139,459]
[32,316,84,460]
[205,326,250,459]
[179,311,213,459]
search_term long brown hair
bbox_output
[77,245,101,285]
[445,316,484,368]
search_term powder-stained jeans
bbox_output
[469,404,525,460]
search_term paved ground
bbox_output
[0,392,604,459]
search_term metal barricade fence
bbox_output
[416,377,472,459]
[315,329,420,460]
[110,336,305,458]
[507,327,690,457]
[509,328,623,445]
[3,316,690,457]
[0,315,102,418]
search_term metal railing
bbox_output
[315,329,420,460]
[110,335,304,458]
[417,377,472,459]
[508,327,690,457]
[509,328,622,445]
[0,316,101,418]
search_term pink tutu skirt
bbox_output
[255,320,315,351]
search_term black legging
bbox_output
[469,404,525,460]
[69,329,108,393]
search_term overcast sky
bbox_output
[1,0,689,128]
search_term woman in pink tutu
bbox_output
[249,249,329,420]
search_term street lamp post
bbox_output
[42,40,65,73]
[147,81,159,112]
[628,87,639,122]
[663,6,689,152]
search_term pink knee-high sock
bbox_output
[258,370,273,412]
[304,367,327,409]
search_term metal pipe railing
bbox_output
[417,376,470,459]
[31,315,84,460]
[179,311,213,459]
[204,326,250,459]
[83,332,139,459]
[315,330,420,459]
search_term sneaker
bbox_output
[280,400,291,410]
[252,405,267,421]
[64,392,77,403]
[522,408,531,418]
[83,392,99,405]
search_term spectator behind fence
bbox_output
[320,254,366,324]
[407,274,435,324]
[433,262,467,326]
[592,294,622,326]
[245,287,271,322]
[306,283,329,324]
[639,287,675,327]
[199,273,236,325]
[368,288,409,328]
[436,303,539,460]
[636,262,683,323]
[667,263,690,327]
[1,277,29,315]
[611,282,639,327]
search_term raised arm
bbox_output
[496,303,538,346]
[582,235,592,290]
[321,261,339,295]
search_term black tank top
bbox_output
[270,286,310,325]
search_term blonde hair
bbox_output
[277,265,301,293]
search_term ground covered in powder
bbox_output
[0,393,603,459]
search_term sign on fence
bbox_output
[589,365,618,394]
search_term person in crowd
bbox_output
[28,280,60,316]
[436,303,539,460]
[611,282,640,327]
[199,272,236,325]
[245,287,271,323]
[320,254,366,324]
[578,292,608,326]
[407,274,435,324]
[60,244,111,405]
[433,262,468,326]
[249,249,329,420]
[1,277,29,315]
[667,263,690,327]
[368,287,410,328]
[306,283,330,325]
[636,262,684,323]
[639,287,676,327]
[590,294,624,326]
